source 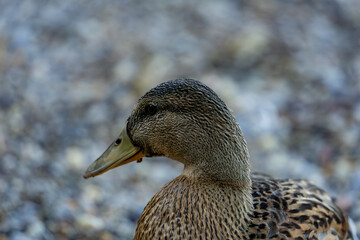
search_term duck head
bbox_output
[84,79,250,181]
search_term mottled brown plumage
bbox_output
[249,174,352,239]
[135,174,353,239]
[84,79,356,239]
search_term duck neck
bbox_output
[182,124,251,184]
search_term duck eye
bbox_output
[145,104,157,116]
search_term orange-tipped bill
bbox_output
[83,126,145,179]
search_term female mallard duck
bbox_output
[84,79,356,239]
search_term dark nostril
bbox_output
[115,138,122,145]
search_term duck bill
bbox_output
[83,125,145,179]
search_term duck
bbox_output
[84,79,356,239]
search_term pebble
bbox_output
[26,220,45,238]
[76,214,105,230]
[66,147,85,171]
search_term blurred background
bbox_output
[1,0,360,239]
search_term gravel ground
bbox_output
[1,0,359,239]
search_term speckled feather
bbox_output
[135,175,252,240]
[249,173,351,239]
[134,173,352,239]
